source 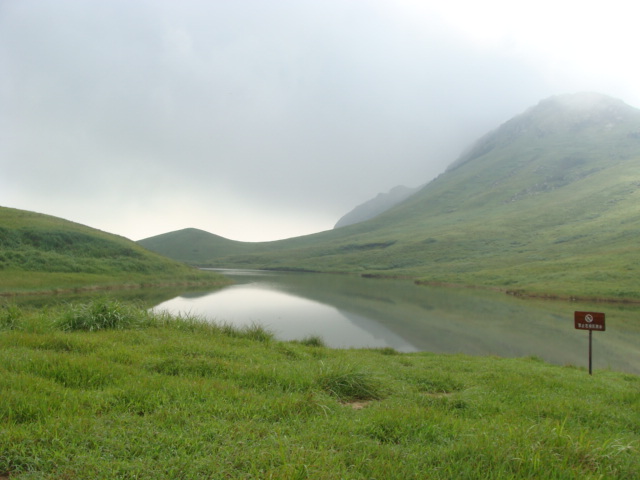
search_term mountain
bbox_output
[334,185,422,228]
[138,93,640,300]
[0,206,228,294]
[137,228,258,264]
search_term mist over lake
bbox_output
[153,269,640,375]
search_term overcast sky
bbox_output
[2,0,640,241]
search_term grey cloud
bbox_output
[2,0,637,240]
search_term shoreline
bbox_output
[0,279,232,298]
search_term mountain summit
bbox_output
[449,92,640,172]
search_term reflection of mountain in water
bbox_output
[213,270,640,374]
[337,311,419,353]
[274,274,572,355]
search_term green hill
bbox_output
[139,93,640,300]
[0,206,229,294]
[136,228,260,264]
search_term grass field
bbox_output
[1,299,638,479]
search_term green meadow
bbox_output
[1,299,638,479]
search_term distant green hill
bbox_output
[136,228,258,264]
[0,207,229,294]
[139,93,640,300]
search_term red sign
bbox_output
[574,311,605,331]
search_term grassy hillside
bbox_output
[1,301,638,479]
[139,93,640,300]
[0,206,229,294]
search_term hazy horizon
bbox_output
[3,0,640,241]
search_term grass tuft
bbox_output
[317,363,386,402]
[240,323,274,342]
[0,303,22,331]
[55,298,153,331]
[296,335,326,347]
[376,346,398,355]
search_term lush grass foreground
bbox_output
[1,300,639,479]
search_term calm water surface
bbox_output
[153,269,640,374]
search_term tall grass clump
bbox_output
[239,323,274,342]
[296,334,326,347]
[0,303,22,331]
[317,363,386,402]
[218,321,274,342]
[55,298,153,332]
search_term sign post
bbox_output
[574,311,605,375]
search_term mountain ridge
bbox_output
[334,185,422,229]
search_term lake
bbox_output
[153,269,640,375]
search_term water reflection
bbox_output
[153,269,640,374]
[154,282,416,351]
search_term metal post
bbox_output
[588,330,593,375]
